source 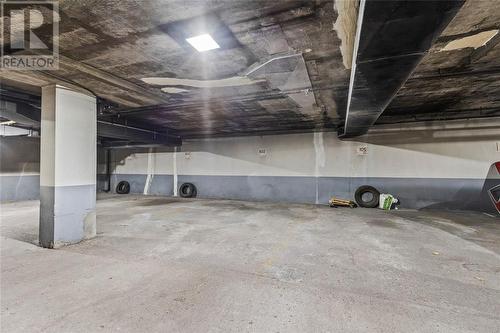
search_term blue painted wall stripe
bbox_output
[0,175,40,201]
[109,174,497,213]
[3,173,496,214]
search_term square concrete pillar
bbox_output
[39,85,97,248]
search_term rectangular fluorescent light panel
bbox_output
[186,34,220,52]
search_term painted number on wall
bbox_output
[357,145,368,156]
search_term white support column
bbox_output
[39,85,97,248]
[173,146,178,196]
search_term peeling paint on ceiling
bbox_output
[333,0,359,69]
[1,0,348,137]
[2,0,499,138]
[141,76,264,88]
[161,87,190,94]
[440,29,499,51]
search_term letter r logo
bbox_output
[1,1,59,70]
[10,9,49,50]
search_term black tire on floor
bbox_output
[116,181,130,194]
[354,185,380,208]
[179,183,197,198]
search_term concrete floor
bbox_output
[1,195,500,332]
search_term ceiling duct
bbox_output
[340,0,465,138]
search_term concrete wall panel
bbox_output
[110,174,174,196]
[177,175,318,203]
[2,115,499,214]
[0,175,40,201]
[0,136,40,201]
[108,120,499,213]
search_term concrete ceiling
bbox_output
[1,0,499,140]
[380,0,500,124]
[2,0,350,139]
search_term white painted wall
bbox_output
[111,150,174,175]
[111,118,500,180]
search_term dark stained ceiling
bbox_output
[2,0,350,139]
[379,0,500,124]
[1,0,499,141]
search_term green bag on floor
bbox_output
[379,194,398,210]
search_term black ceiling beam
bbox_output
[99,141,177,149]
[0,86,181,145]
[98,121,182,146]
[0,86,41,106]
[0,87,41,127]
[377,107,500,124]
[99,114,181,138]
[99,92,291,118]
[339,0,464,138]
[409,66,500,80]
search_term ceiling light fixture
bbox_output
[186,34,220,52]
